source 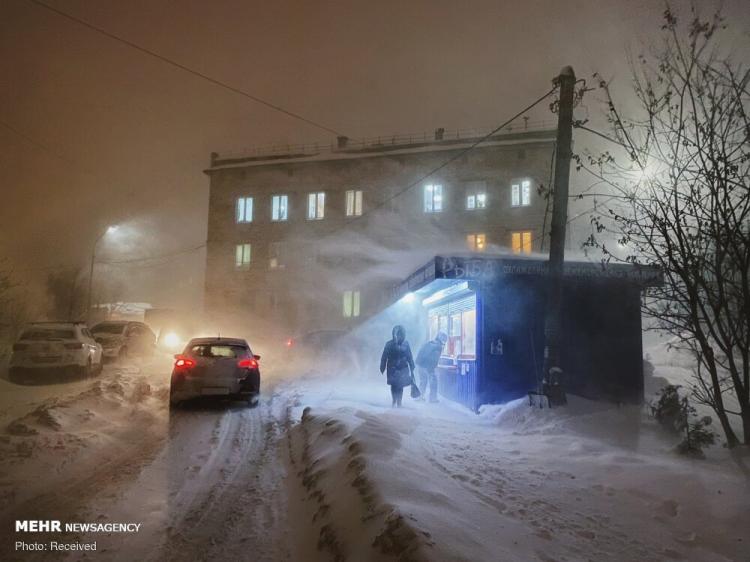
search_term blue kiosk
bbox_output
[393,255,662,411]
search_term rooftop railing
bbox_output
[214,119,556,163]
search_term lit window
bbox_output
[466,233,486,252]
[235,243,252,269]
[343,290,361,317]
[522,180,531,205]
[307,192,325,220]
[424,184,443,213]
[345,190,363,217]
[465,181,487,210]
[236,197,253,223]
[511,180,532,207]
[271,195,288,221]
[428,300,476,360]
[511,231,532,254]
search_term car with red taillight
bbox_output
[9,322,103,382]
[169,337,261,408]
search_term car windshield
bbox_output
[21,329,75,340]
[92,324,127,335]
[190,344,247,358]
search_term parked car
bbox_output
[169,337,261,408]
[91,321,156,361]
[9,322,103,382]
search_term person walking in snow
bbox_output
[379,325,415,408]
[415,331,447,403]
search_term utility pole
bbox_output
[541,66,576,405]
[86,225,118,324]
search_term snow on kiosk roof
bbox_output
[393,255,663,412]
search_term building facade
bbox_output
[204,127,557,339]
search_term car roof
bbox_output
[187,337,249,346]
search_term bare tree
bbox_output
[581,6,750,447]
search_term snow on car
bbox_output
[169,337,261,408]
[91,320,156,362]
[8,322,103,382]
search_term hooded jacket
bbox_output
[416,339,444,371]
[380,331,415,388]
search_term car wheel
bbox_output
[246,393,260,408]
[94,360,104,375]
[169,398,181,410]
[8,367,21,384]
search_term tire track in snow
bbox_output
[155,390,293,562]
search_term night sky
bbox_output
[2,0,748,306]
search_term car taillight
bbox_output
[285,339,293,348]
[12,343,28,351]
[64,342,85,349]
[174,356,196,369]
[238,358,258,369]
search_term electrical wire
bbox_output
[9,243,207,273]
[321,86,559,239]
[98,243,206,266]
[25,0,345,137]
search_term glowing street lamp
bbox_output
[86,225,119,323]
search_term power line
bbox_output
[25,0,345,137]
[322,86,559,239]
[98,243,206,265]
[8,243,207,273]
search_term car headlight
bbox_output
[162,332,181,349]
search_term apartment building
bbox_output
[203,126,557,337]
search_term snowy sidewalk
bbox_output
[286,375,750,562]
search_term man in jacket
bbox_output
[415,331,447,403]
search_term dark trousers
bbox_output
[418,367,438,401]
[390,385,404,407]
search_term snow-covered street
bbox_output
[0,353,748,562]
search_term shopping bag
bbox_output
[410,373,421,399]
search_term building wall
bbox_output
[204,132,556,338]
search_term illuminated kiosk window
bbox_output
[466,233,486,252]
[343,290,361,317]
[425,285,476,362]
[235,243,252,269]
[271,195,288,221]
[511,231,532,254]
[465,181,487,210]
[307,192,325,220]
[424,184,443,213]
[345,190,363,217]
[511,179,532,207]
[236,196,254,223]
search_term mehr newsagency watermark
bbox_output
[14,520,142,552]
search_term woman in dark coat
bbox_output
[379,325,415,407]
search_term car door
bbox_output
[141,325,156,352]
[129,324,147,354]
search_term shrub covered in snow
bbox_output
[651,385,715,458]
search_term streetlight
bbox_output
[86,225,118,323]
